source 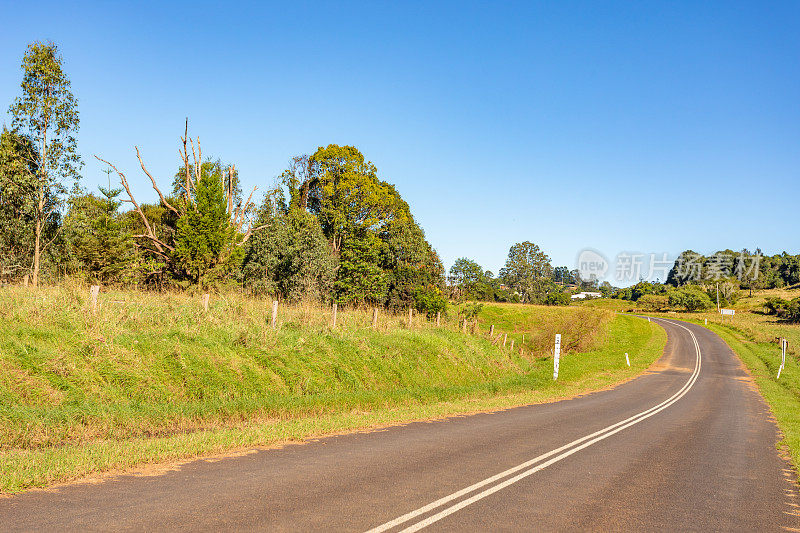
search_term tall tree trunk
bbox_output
[33,218,41,287]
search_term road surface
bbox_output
[2,318,799,531]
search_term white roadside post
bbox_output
[778,338,787,379]
[553,334,562,380]
[625,352,630,367]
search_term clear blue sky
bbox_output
[1,1,797,284]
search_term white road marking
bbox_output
[366,318,702,533]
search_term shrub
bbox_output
[668,287,714,311]
[413,287,447,317]
[544,291,571,306]
[764,296,800,321]
[638,294,669,311]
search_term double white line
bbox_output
[367,318,702,533]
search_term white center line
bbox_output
[366,318,701,533]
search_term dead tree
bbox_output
[95,120,263,268]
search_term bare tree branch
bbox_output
[94,155,174,254]
[135,147,179,216]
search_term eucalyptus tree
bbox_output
[500,241,554,303]
[8,42,82,286]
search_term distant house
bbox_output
[571,291,603,300]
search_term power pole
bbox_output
[716,282,720,313]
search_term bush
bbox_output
[544,291,571,306]
[458,301,484,320]
[413,287,447,317]
[668,287,714,312]
[638,294,669,311]
[764,296,800,321]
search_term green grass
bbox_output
[704,323,800,469]
[0,286,665,493]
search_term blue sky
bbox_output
[1,1,798,284]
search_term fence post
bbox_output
[489,325,494,337]
[462,319,467,334]
[23,274,29,288]
[503,333,507,347]
[436,311,441,327]
[201,293,210,313]
[332,302,338,328]
[372,307,378,328]
[522,334,525,345]
[510,339,515,351]
[271,300,278,329]
[90,285,100,314]
[408,307,413,327]
[471,319,478,335]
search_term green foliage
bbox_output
[307,144,402,246]
[276,145,444,308]
[764,297,800,322]
[413,287,448,317]
[63,185,132,283]
[668,286,714,311]
[544,291,571,306]
[242,196,337,301]
[449,258,484,297]
[0,128,38,279]
[174,164,242,288]
[8,42,82,285]
[335,229,387,304]
[667,248,800,291]
[499,241,554,303]
[637,294,669,311]
[381,214,445,310]
[458,301,484,320]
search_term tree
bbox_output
[279,145,443,307]
[98,123,260,286]
[305,144,400,253]
[242,193,337,301]
[668,286,713,311]
[63,183,132,283]
[544,291,571,306]
[0,127,39,280]
[8,42,82,286]
[381,214,445,311]
[449,258,485,299]
[666,250,704,287]
[499,241,553,303]
[173,161,242,288]
[599,281,613,297]
[552,266,571,285]
[335,228,387,304]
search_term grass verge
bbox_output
[693,320,800,471]
[0,287,665,493]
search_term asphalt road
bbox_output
[3,318,799,532]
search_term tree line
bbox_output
[0,42,447,314]
[611,249,800,316]
[448,243,607,306]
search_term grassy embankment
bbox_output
[580,288,800,471]
[0,287,665,493]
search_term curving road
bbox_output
[2,318,799,531]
